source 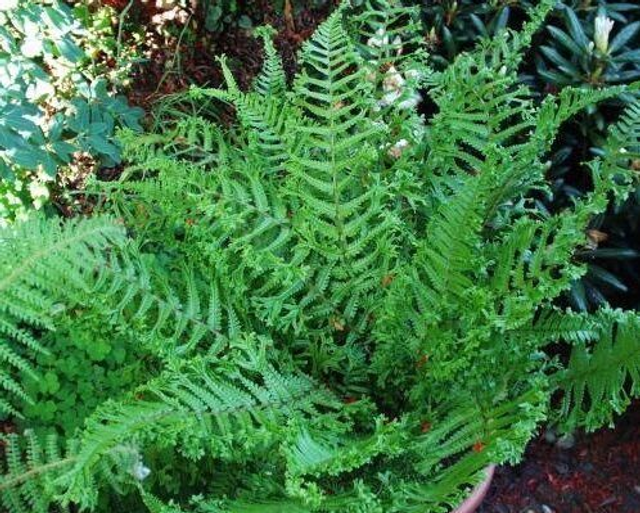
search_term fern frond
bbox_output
[518,308,601,346]
[394,388,547,513]
[103,251,228,357]
[120,114,228,170]
[141,489,186,513]
[553,309,640,432]
[485,213,589,317]
[425,54,538,193]
[0,215,125,416]
[422,2,557,182]
[591,96,640,201]
[284,418,407,480]
[254,26,287,99]
[57,346,339,509]
[373,170,490,388]
[0,431,74,513]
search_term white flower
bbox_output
[26,79,55,102]
[397,93,421,110]
[131,460,151,481]
[388,139,410,159]
[380,66,404,106]
[21,37,43,58]
[379,66,421,110]
[28,181,49,208]
[383,66,405,90]
[594,15,614,54]
[367,28,388,49]
[405,68,423,81]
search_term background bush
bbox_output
[0,0,142,223]
[419,0,640,311]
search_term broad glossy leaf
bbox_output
[580,248,640,260]
[587,264,628,292]
[609,21,640,53]
[10,147,48,170]
[56,38,84,63]
[539,46,580,75]
[87,134,118,160]
[51,141,76,163]
[547,26,583,56]
[563,6,589,50]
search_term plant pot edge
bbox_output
[450,464,496,513]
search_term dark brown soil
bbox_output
[118,1,334,111]
[480,402,640,513]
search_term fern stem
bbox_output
[0,457,76,492]
[0,225,115,294]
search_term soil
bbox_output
[480,401,640,513]
[117,1,336,111]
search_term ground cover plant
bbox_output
[1,1,640,512]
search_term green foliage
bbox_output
[18,309,144,434]
[551,308,640,432]
[419,0,640,310]
[201,0,251,33]
[0,431,75,513]
[536,4,640,86]
[0,0,142,221]
[0,215,126,418]
[1,2,640,513]
[0,212,226,421]
[418,0,537,67]
[199,0,336,33]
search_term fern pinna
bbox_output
[2,1,640,512]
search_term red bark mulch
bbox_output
[480,402,640,513]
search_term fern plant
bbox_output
[2,1,640,512]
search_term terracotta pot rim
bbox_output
[451,464,496,513]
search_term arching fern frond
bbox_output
[395,387,547,513]
[282,418,408,497]
[199,78,295,176]
[0,431,74,513]
[553,309,640,432]
[0,215,125,417]
[372,169,492,390]
[591,95,640,201]
[423,1,555,186]
[56,344,339,509]
[102,251,229,358]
